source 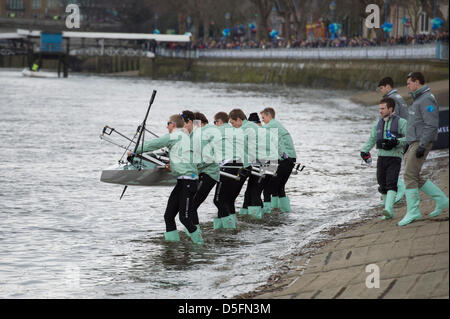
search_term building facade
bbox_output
[1,0,64,19]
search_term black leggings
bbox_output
[164,179,198,233]
[264,158,296,200]
[242,173,265,209]
[214,163,248,217]
[377,156,401,194]
[191,173,217,225]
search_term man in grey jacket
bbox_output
[398,72,449,226]
[378,77,409,204]
[378,77,409,120]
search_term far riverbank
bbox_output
[2,55,448,92]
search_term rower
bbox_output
[191,112,221,230]
[211,111,240,229]
[130,112,204,245]
[239,112,265,219]
[228,109,261,218]
[260,107,297,213]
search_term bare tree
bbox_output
[249,0,274,40]
[404,0,433,36]
[110,0,154,33]
[277,0,300,40]
[284,0,325,40]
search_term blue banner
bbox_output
[40,33,63,53]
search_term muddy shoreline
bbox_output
[234,154,449,299]
[233,210,379,299]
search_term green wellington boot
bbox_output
[271,196,280,209]
[221,215,237,229]
[188,226,204,245]
[398,188,422,226]
[248,206,263,219]
[381,190,396,220]
[263,202,272,214]
[213,217,223,230]
[279,197,291,213]
[164,230,180,242]
[420,180,449,217]
[239,208,249,215]
[185,224,201,237]
[381,193,387,207]
[395,179,406,204]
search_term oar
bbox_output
[120,90,157,200]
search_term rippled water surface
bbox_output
[1,69,446,298]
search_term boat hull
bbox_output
[100,163,176,187]
[22,68,55,78]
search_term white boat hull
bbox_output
[100,163,176,187]
[22,68,56,78]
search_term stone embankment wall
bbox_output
[140,57,449,91]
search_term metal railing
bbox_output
[68,47,155,57]
[436,42,449,60]
[6,42,445,60]
[198,43,448,61]
[155,47,199,59]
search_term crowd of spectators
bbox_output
[191,31,448,50]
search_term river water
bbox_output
[0,69,446,299]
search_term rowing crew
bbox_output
[128,107,297,245]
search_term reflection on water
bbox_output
[1,69,447,298]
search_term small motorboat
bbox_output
[21,68,56,78]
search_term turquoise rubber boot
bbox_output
[248,206,263,219]
[395,179,406,204]
[279,197,291,213]
[398,188,422,226]
[382,190,396,220]
[164,230,180,242]
[263,202,272,214]
[184,225,201,236]
[271,196,280,209]
[420,180,449,217]
[213,217,223,230]
[221,215,237,229]
[381,193,387,207]
[239,208,248,215]
[189,226,204,245]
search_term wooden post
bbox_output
[64,38,70,78]
[58,54,61,78]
